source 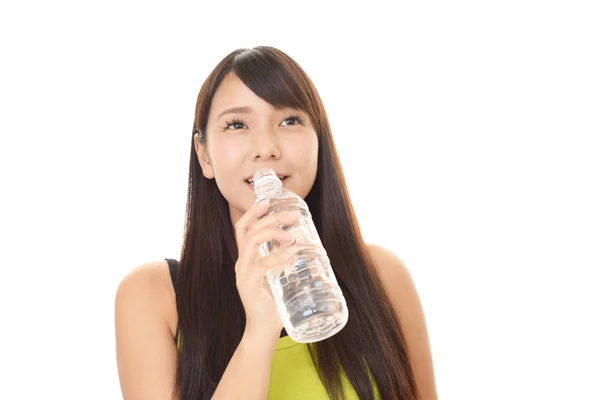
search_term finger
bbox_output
[252,246,298,277]
[252,227,296,248]
[235,198,271,234]
[247,210,301,236]
[237,228,296,273]
[259,249,298,302]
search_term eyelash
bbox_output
[223,115,306,130]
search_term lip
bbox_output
[244,172,288,182]
[245,176,288,188]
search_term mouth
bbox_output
[245,175,288,188]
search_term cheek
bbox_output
[286,137,319,195]
[301,137,319,169]
[210,142,243,198]
[289,134,318,161]
[210,138,244,172]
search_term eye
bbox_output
[223,118,246,130]
[281,115,306,126]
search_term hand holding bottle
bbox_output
[233,199,301,340]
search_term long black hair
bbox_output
[174,46,419,400]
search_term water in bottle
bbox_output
[252,168,349,343]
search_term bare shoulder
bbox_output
[364,243,419,312]
[365,243,412,281]
[115,260,178,337]
[364,243,439,399]
[114,260,179,399]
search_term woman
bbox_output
[115,46,437,400]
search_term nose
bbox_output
[250,129,281,160]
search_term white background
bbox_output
[1,1,598,399]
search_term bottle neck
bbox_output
[255,176,283,198]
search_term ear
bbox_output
[194,133,215,179]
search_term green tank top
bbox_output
[268,334,381,399]
[167,258,380,399]
[176,333,381,399]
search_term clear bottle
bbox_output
[253,168,349,343]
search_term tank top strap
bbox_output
[165,258,179,291]
[165,258,180,347]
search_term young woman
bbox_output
[115,46,437,400]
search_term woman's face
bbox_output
[195,72,319,225]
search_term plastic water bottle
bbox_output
[253,168,349,343]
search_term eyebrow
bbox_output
[216,105,301,120]
[217,106,254,119]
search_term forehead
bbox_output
[209,73,274,117]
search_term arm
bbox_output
[115,262,179,400]
[115,261,279,400]
[211,331,279,400]
[367,244,439,400]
